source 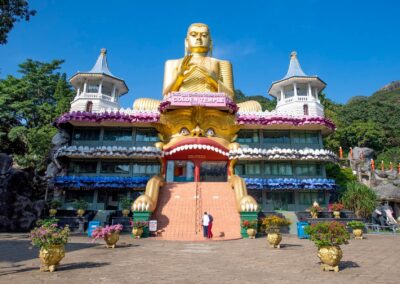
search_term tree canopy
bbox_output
[0,59,74,170]
[0,0,36,44]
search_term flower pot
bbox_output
[39,244,65,272]
[246,228,257,239]
[310,212,318,219]
[352,229,363,240]
[49,209,57,217]
[318,246,342,272]
[267,232,282,248]
[122,209,130,217]
[333,211,341,219]
[104,232,120,248]
[77,209,85,217]
[132,227,143,238]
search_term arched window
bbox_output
[303,104,309,116]
[86,101,93,112]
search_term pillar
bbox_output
[280,88,284,103]
[112,84,116,102]
[98,79,103,95]
[83,80,87,94]
[293,83,298,98]
[307,83,312,98]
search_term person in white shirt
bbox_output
[202,212,210,238]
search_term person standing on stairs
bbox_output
[207,213,213,239]
[202,212,210,238]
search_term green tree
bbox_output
[341,182,377,218]
[377,147,400,166]
[0,59,74,170]
[325,163,357,194]
[0,0,36,44]
[234,89,277,111]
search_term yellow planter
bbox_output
[39,244,65,272]
[246,228,257,239]
[333,211,341,219]
[310,212,318,219]
[353,229,363,239]
[318,246,343,272]
[132,227,143,238]
[49,209,57,217]
[267,232,282,248]
[104,232,120,248]
[122,209,130,217]
[77,209,85,217]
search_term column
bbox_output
[98,79,103,95]
[111,84,116,102]
[315,88,319,101]
[92,190,99,210]
[293,83,298,99]
[280,88,284,103]
[83,80,87,94]
[307,83,312,98]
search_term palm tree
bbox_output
[341,182,377,218]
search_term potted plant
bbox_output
[331,203,345,219]
[73,199,88,217]
[305,221,350,272]
[91,224,123,248]
[120,197,132,217]
[347,221,365,239]
[131,221,148,238]
[48,200,61,217]
[30,218,70,272]
[309,205,322,219]
[242,220,258,239]
[262,215,291,248]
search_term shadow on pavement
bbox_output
[58,261,110,271]
[0,266,37,276]
[340,261,360,270]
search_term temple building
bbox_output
[48,23,336,240]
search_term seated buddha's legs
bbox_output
[229,175,258,212]
[133,98,161,111]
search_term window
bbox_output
[135,129,159,142]
[132,163,160,175]
[283,85,294,98]
[297,83,308,96]
[264,162,292,176]
[73,128,100,141]
[292,131,319,144]
[101,82,113,96]
[303,104,309,115]
[69,161,97,174]
[299,192,325,205]
[103,128,132,142]
[86,82,99,93]
[294,163,322,176]
[263,131,290,144]
[101,162,130,174]
[234,164,245,175]
[237,130,259,144]
[65,190,93,203]
[86,101,93,112]
[245,163,261,175]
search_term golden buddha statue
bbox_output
[133,23,261,112]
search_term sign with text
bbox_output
[149,220,157,232]
[168,92,229,107]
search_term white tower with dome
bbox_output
[69,48,128,113]
[269,51,326,117]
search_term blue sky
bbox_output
[1,0,400,108]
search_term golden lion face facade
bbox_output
[50,23,336,238]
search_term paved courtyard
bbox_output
[0,233,399,283]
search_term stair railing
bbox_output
[195,181,202,234]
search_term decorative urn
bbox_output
[39,244,66,272]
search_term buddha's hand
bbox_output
[132,195,153,212]
[239,195,259,212]
[178,54,193,76]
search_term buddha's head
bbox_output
[185,23,211,54]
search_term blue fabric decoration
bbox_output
[53,176,150,189]
[244,178,336,190]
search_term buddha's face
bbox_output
[186,25,210,54]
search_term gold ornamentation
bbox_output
[39,244,65,272]
[318,246,342,272]
[104,232,120,248]
[237,100,262,112]
[267,232,282,248]
[333,211,341,219]
[77,209,85,217]
[122,209,130,217]
[247,228,257,239]
[229,175,258,212]
[132,227,144,238]
[132,175,164,212]
[353,229,363,240]
[49,209,57,217]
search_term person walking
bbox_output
[207,213,213,239]
[202,212,210,238]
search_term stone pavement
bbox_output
[0,233,399,283]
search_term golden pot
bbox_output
[39,244,65,272]
[49,209,57,217]
[246,228,257,239]
[104,232,120,248]
[318,246,342,272]
[122,209,130,217]
[353,229,363,239]
[333,211,341,219]
[132,227,143,238]
[77,209,85,217]
[267,232,282,248]
[310,212,318,219]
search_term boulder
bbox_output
[51,129,70,147]
[0,153,12,175]
[352,147,375,161]
[373,182,400,201]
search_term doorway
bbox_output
[271,192,294,211]
[166,160,195,182]
[200,161,227,182]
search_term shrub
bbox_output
[30,218,70,249]
[331,203,345,211]
[341,182,377,218]
[131,221,149,229]
[347,221,365,230]
[242,220,257,230]
[262,215,291,233]
[73,199,88,210]
[49,200,61,209]
[91,224,123,241]
[305,221,350,249]
[119,197,132,210]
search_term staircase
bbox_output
[152,182,242,241]
[277,211,299,234]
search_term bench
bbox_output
[365,223,398,233]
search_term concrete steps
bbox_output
[152,182,241,241]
